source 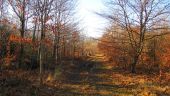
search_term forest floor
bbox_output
[0,54,170,96]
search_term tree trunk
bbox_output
[53,38,57,64]
[56,32,60,64]
[39,44,43,84]
[39,18,45,85]
[131,55,139,73]
[19,43,24,67]
[32,20,37,42]
[63,36,66,58]
[56,44,60,64]
[19,19,25,68]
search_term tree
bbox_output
[8,0,32,68]
[51,0,76,64]
[100,0,170,73]
[34,0,54,84]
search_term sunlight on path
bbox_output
[73,54,170,96]
[1,54,169,96]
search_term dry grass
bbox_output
[0,54,170,96]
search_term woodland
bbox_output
[0,0,170,96]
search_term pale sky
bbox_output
[77,0,108,38]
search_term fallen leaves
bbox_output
[0,55,170,96]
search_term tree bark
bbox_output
[131,55,139,73]
[53,37,57,64]
[19,17,25,68]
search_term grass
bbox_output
[0,54,170,96]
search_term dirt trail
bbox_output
[0,54,170,96]
[61,54,170,96]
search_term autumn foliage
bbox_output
[98,26,170,73]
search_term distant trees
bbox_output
[98,24,170,73]
[98,0,170,73]
[51,0,76,64]
[98,24,131,69]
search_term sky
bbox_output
[77,0,108,38]
[7,0,109,38]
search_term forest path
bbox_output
[61,54,170,96]
[0,54,170,96]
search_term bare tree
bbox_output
[34,0,54,84]
[8,0,32,68]
[51,0,76,64]
[100,0,170,73]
